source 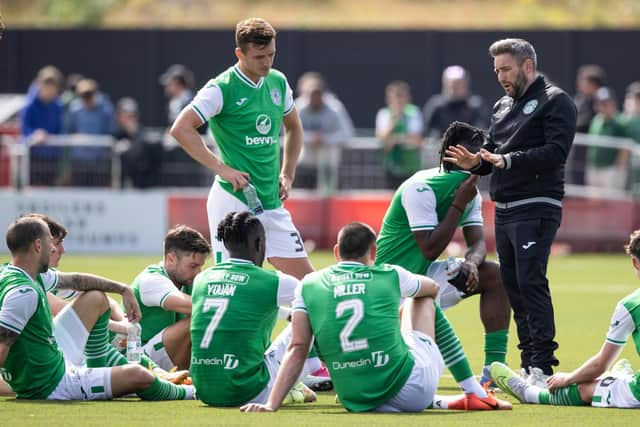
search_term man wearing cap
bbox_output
[444,38,577,387]
[169,18,314,280]
[586,87,630,189]
[423,66,490,138]
[159,64,196,126]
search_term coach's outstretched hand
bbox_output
[122,287,142,323]
[240,403,275,412]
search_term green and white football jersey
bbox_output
[190,65,295,210]
[605,288,640,400]
[294,261,422,412]
[0,265,65,399]
[130,264,186,345]
[376,168,483,274]
[190,258,298,406]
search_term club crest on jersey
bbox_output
[270,88,282,106]
[523,99,538,115]
[256,114,272,135]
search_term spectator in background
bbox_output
[64,78,115,185]
[572,65,606,185]
[20,66,64,185]
[376,80,423,189]
[423,65,490,138]
[624,83,640,192]
[296,71,354,139]
[586,87,629,189]
[295,75,352,194]
[112,97,160,189]
[60,73,84,112]
[159,64,195,126]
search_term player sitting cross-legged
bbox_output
[190,211,316,407]
[241,222,512,413]
[0,217,195,401]
[491,229,640,409]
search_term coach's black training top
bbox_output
[472,75,577,203]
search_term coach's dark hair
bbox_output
[216,211,265,251]
[164,225,211,257]
[236,18,276,52]
[489,38,537,70]
[625,229,640,259]
[439,121,486,172]
[338,222,376,260]
[6,217,48,255]
[23,213,67,240]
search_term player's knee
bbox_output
[129,365,155,389]
[80,289,110,313]
[479,261,503,291]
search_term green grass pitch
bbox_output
[2,252,639,426]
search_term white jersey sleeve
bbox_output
[283,79,295,116]
[291,282,307,314]
[406,109,424,135]
[605,303,636,346]
[276,271,300,306]
[461,192,483,227]
[138,274,182,309]
[390,265,422,298]
[375,108,391,133]
[0,286,38,334]
[40,268,59,292]
[189,81,224,124]
[401,182,438,231]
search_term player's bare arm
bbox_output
[414,276,440,299]
[461,225,488,292]
[412,175,479,260]
[56,272,141,322]
[171,107,249,191]
[280,107,303,201]
[0,326,19,366]
[548,342,623,392]
[240,311,313,413]
[162,293,192,315]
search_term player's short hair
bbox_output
[439,121,486,172]
[625,229,640,259]
[337,222,376,260]
[236,18,276,52]
[164,225,211,257]
[216,211,265,252]
[22,213,67,240]
[6,217,48,255]
[489,38,537,70]
[577,64,606,87]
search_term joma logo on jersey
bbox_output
[207,283,236,297]
[223,354,239,370]
[333,283,366,298]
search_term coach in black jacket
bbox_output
[445,38,577,383]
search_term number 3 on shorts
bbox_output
[290,232,304,252]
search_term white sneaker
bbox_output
[611,358,634,379]
[519,368,529,381]
[527,367,550,389]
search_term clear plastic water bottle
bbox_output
[243,183,264,215]
[126,322,142,364]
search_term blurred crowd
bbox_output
[14,63,640,191]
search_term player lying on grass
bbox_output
[0,216,195,401]
[491,229,640,408]
[241,222,512,413]
[129,225,210,371]
[191,211,316,407]
[376,121,511,390]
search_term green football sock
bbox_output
[434,305,474,383]
[84,310,111,367]
[484,329,508,366]
[539,384,587,406]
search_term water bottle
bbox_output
[243,183,264,215]
[126,322,142,364]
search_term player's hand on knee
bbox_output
[547,373,570,392]
[240,403,275,412]
[461,261,480,293]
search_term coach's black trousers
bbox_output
[495,204,562,375]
